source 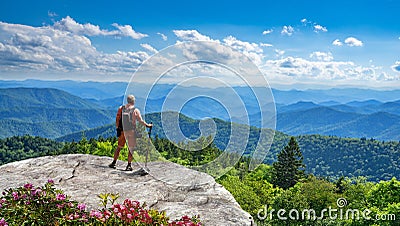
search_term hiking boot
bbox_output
[108,162,116,169]
[125,164,133,171]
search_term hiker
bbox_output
[109,95,152,171]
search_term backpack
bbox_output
[120,106,135,131]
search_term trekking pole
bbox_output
[145,122,152,169]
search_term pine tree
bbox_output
[272,137,305,189]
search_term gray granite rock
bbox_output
[0,154,254,225]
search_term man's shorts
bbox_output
[117,130,136,148]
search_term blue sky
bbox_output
[0,0,399,89]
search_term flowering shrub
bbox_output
[0,180,201,225]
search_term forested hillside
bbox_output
[10,109,400,182]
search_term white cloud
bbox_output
[52,16,147,39]
[0,20,397,85]
[332,39,343,46]
[157,32,167,41]
[173,30,265,65]
[262,29,273,35]
[173,30,216,42]
[314,24,328,33]
[223,36,263,53]
[140,43,157,53]
[260,43,273,47]
[261,56,390,83]
[309,51,333,61]
[344,37,363,47]
[0,20,150,76]
[301,18,307,24]
[111,23,148,39]
[281,25,294,36]
[222,35,264,65]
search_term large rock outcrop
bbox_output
[0,154,253,225]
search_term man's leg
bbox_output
[125,131,136,171]
[109,132,125,168]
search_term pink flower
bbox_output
[24,183,33,190]
[12,192,18,200]
[127,213,133,219]
[0,218,8,226]
[47,179,54,184]
[77,203,86,211]
[32,188,42,196]
[117,212,122,218]
[56,193,66,201]
[90,210,103,219]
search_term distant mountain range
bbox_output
[1,80,400,141]
[2,79,400,103]
[84,97,400,141]
[0,87,114,138]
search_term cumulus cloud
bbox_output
[344,37,363,47]
[173,30,265,65]
[173,30,216,42]
[281,25,294,36]
[157,32,167,41]
[332,39,343,46]
[301,18,307,24]
[140,43,157,53]
[111,23,148,39]
[0,20,396,85]
[0,20,149,75]
[262,29,273,35]
[309,51,333,61]
[53,16,147,39]
[222,35,265,65]
[261,56,388,82]
[314,24,327,33]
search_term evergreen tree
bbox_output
[272,137,305,189]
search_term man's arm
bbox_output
[134,108,152,127]
[116,106,122,128]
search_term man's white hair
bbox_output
[127,95,135,104]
